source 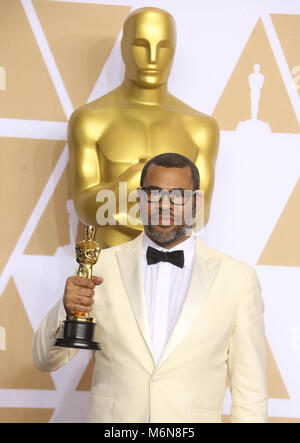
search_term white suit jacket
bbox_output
[32,233,268,423]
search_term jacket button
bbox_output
[152,375,162,382]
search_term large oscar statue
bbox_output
[68,7,220,247]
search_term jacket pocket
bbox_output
[86,394,114,423]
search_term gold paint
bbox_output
[71,225,100,320]
[68,7,219,247]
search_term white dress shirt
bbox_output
[142,233,196,365]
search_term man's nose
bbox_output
[160,192,171,208]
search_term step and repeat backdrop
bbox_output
[0,0,299,423]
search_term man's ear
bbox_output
[192,189,203,213]
[196,190,203,209]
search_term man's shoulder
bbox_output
[93,235,142,277]
[197,240,260,296]
[100,234,142,257]
[197,237,254,274]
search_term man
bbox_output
[33,153,268,423]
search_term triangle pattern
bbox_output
[24,163,86,256]
[76,354,95,391]
[32,0,131,109]
[0,0,66,120]
[24,165,72,256]
[0,278,55,390]
[0,137,66,275]
[258,178,300,266]
[271,14,300,99]
[266,338,289,399]
[212,18,300,133]
[0,407,54,423]
[225,338,289,399]
[222,415,300,423]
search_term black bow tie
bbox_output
[146,246,184,268]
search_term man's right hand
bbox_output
[63,276,103,315]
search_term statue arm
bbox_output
[68,110,146,226]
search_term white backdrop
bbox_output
[0,0,299,422]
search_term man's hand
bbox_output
[63,276,103,315]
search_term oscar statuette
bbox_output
[55,226,101,350]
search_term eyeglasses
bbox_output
[140,186,197,206]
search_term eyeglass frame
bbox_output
[138,186,200,206]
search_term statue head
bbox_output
[121,7,176,89]
[85,225,96,241]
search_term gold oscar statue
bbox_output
[55,226,101,350]
[68,7,220,248]
[76,225,101,280]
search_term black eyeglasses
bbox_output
[140,186,197,206]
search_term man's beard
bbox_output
[144,223,193,245]
[141,202,196,245]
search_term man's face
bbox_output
[138,165,198,245]
[121,11,176,88]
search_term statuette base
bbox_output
[55,318,101,350]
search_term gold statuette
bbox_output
[55,226,101,350]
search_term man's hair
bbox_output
[140,152,200,190]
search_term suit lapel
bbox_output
[156,236,222,369]
[115,234,222,370]
[115,234,153,357]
